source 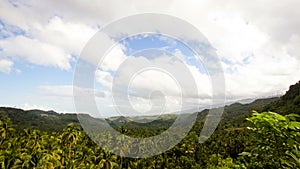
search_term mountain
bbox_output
[0,107,80,131]
[263,81,300,115]
[194,97,279,128]
[1,80,300,132]
[0,97,279,132]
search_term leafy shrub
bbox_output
[243,111,300,168]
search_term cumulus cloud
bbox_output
[0,0,299,115]
[20,103,53,111]
[0,1,98,70]
[0,36,72,69]
[166,0,300,101]
[0,59,13,73]
[39,85,105,98]
[94,46,213,116]
[32,16,97,54]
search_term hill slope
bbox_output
[0,97,279,132]
[264,81,300,115]
[0,107,80,131]
[1,80,299,132]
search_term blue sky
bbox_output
[0,0,300,117]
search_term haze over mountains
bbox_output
[1,80,299,132]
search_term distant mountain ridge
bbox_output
[0,97,279,132]
[1,80,299,132]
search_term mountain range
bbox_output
[1,81,299,132]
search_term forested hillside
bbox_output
[0,96,278,133]
[0,81,299,168]
[264,81,300,115]
[0,107,80,132]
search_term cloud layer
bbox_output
[0,0,299,115]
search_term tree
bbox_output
[243,111,300,168]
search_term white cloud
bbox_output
[38,85,105,98]
[166,0,300,101]
[32,16,97,54]
[101,45,127,72]
[22,85,105,115]
[0,36,72,70]
[20,103,53,111]
[0,2,98,70]
[38,85,74,97]
[0,59,13,73]
[0,1,30,30]
[94,48,213,115]
[1,0,300,115]
[95,69,113,89]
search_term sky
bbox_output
[0,0,300,117]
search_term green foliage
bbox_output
[0,80,299,168]
[0,114,252,168]
[0,115,120,169]
[243,111,300,168]
[1,110,299,168]
[0,107,80,132]
[206,154,244,169]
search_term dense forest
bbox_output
[0,81,300,168]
